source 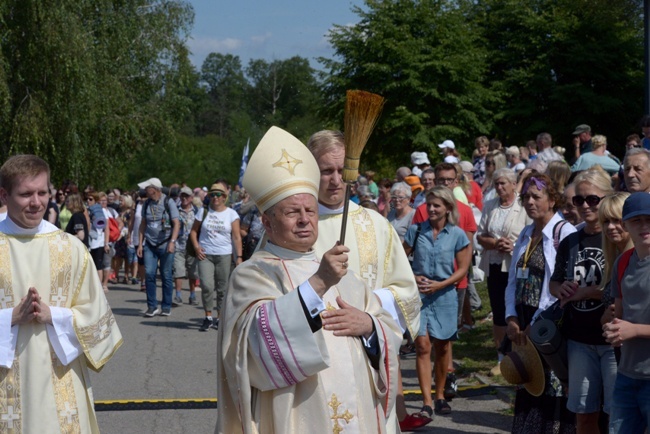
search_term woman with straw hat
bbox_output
[505,172,577,433]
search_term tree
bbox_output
[200,53,249,138]
[473,0,644,150]
[320,0,500,167]
[0,0,194,186]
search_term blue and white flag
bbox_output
[237,138,250,187]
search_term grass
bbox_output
[454,280,508,384]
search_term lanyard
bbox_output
[521,231,542,270]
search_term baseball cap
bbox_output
[572,124,591,135]
[179,186,193,196]
[622,192,650,221]
[438,140,455,150]
[444,155,459,164]
[137,177,163,190]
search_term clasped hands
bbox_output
[11,287,52,326]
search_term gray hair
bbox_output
[492,167,517,184]
[624,148,650,167]
[390,182,412,198]
[536,132,552,149]
[357,185,373,199]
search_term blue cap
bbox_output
[622,192,650,221]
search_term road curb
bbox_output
[473,373,515,405]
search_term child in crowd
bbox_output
[604,192,650,433]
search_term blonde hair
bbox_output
[453,163,471,195]
[598,192,632,290]
[307,130,344,160]
[592,134,607,151]
[573,166,614,195]
[425,186,459,226]
[546,161,572,192]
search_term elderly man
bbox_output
[0,155,122,433]
[623,148,650,193]
[307,130,422,431]
[217,127,401,434]
[136,177,180,317]
[528,132,562,172]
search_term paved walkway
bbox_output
[90,282,514,433]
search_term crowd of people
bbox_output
[4,120,650,433]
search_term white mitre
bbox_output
[243,126,320,212]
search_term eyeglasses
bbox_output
[435,178,455,185]
[390,196,408,201]
[209,191,225,198]
[485,161,495,166]
[572,195,605,207]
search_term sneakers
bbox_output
[443,372,457,401]
[434,399,451,415]
[130,277,139,285]
[199,318,213,332]
[188,297,199,306]
[144,307,162,317]
[172,296,183,307]
[399,413,432,431]
[212,318,219,330]
[161,308,171,316]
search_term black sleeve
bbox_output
[363,318,381,370]
[550,234,571,283]
[298,289,323,333]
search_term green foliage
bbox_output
[320,0,500,168]
[474,0,644,150]
[0,0,194,187]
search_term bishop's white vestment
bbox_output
[0,218,122,433]
[216,243,401,434]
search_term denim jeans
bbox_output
[611,372,650,434]
[144,242,175,310]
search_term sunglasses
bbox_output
[209,191,225,198]
[572,195,605,207]
[485,161,495,166]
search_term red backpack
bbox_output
[616,248,635,296]
[108,217,121,243]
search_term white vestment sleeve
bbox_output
[373,288,406,333]
[0,309,18,368]
[46,307,83,366]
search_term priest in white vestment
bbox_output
[0,155,122,433]
[217,127,401,434]
[306,130,424,432]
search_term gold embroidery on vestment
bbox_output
[353,209,379,290]
[51,351,81,433]
[0,235,20,432]
[77,308,117,347]
[328,393,353,434]
[49,233,72,307]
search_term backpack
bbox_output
[108,217,121,243]
[616,248,635,296]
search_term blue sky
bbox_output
[187,0,364,70]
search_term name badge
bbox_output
[516,268,529,279]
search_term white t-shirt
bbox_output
[196,207,239,255]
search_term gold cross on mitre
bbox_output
[328,393,353,434]
[272,148,302,175]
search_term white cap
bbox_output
[438,140,455,150]
[137,177,163,190]
[243,126,320,213]
[444,155,459,164]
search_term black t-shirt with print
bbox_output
[551,229,606,345]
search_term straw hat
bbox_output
[500,337,545,397]
[242,126,320,213]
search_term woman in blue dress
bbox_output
[404,186,472,417]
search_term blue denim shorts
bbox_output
[126,245,137,264]
[567,339,617,414]
[418,286,458,341]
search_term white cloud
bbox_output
[188,36,244,57]
[250,32,272,45]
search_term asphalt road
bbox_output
[91,281,514,434]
